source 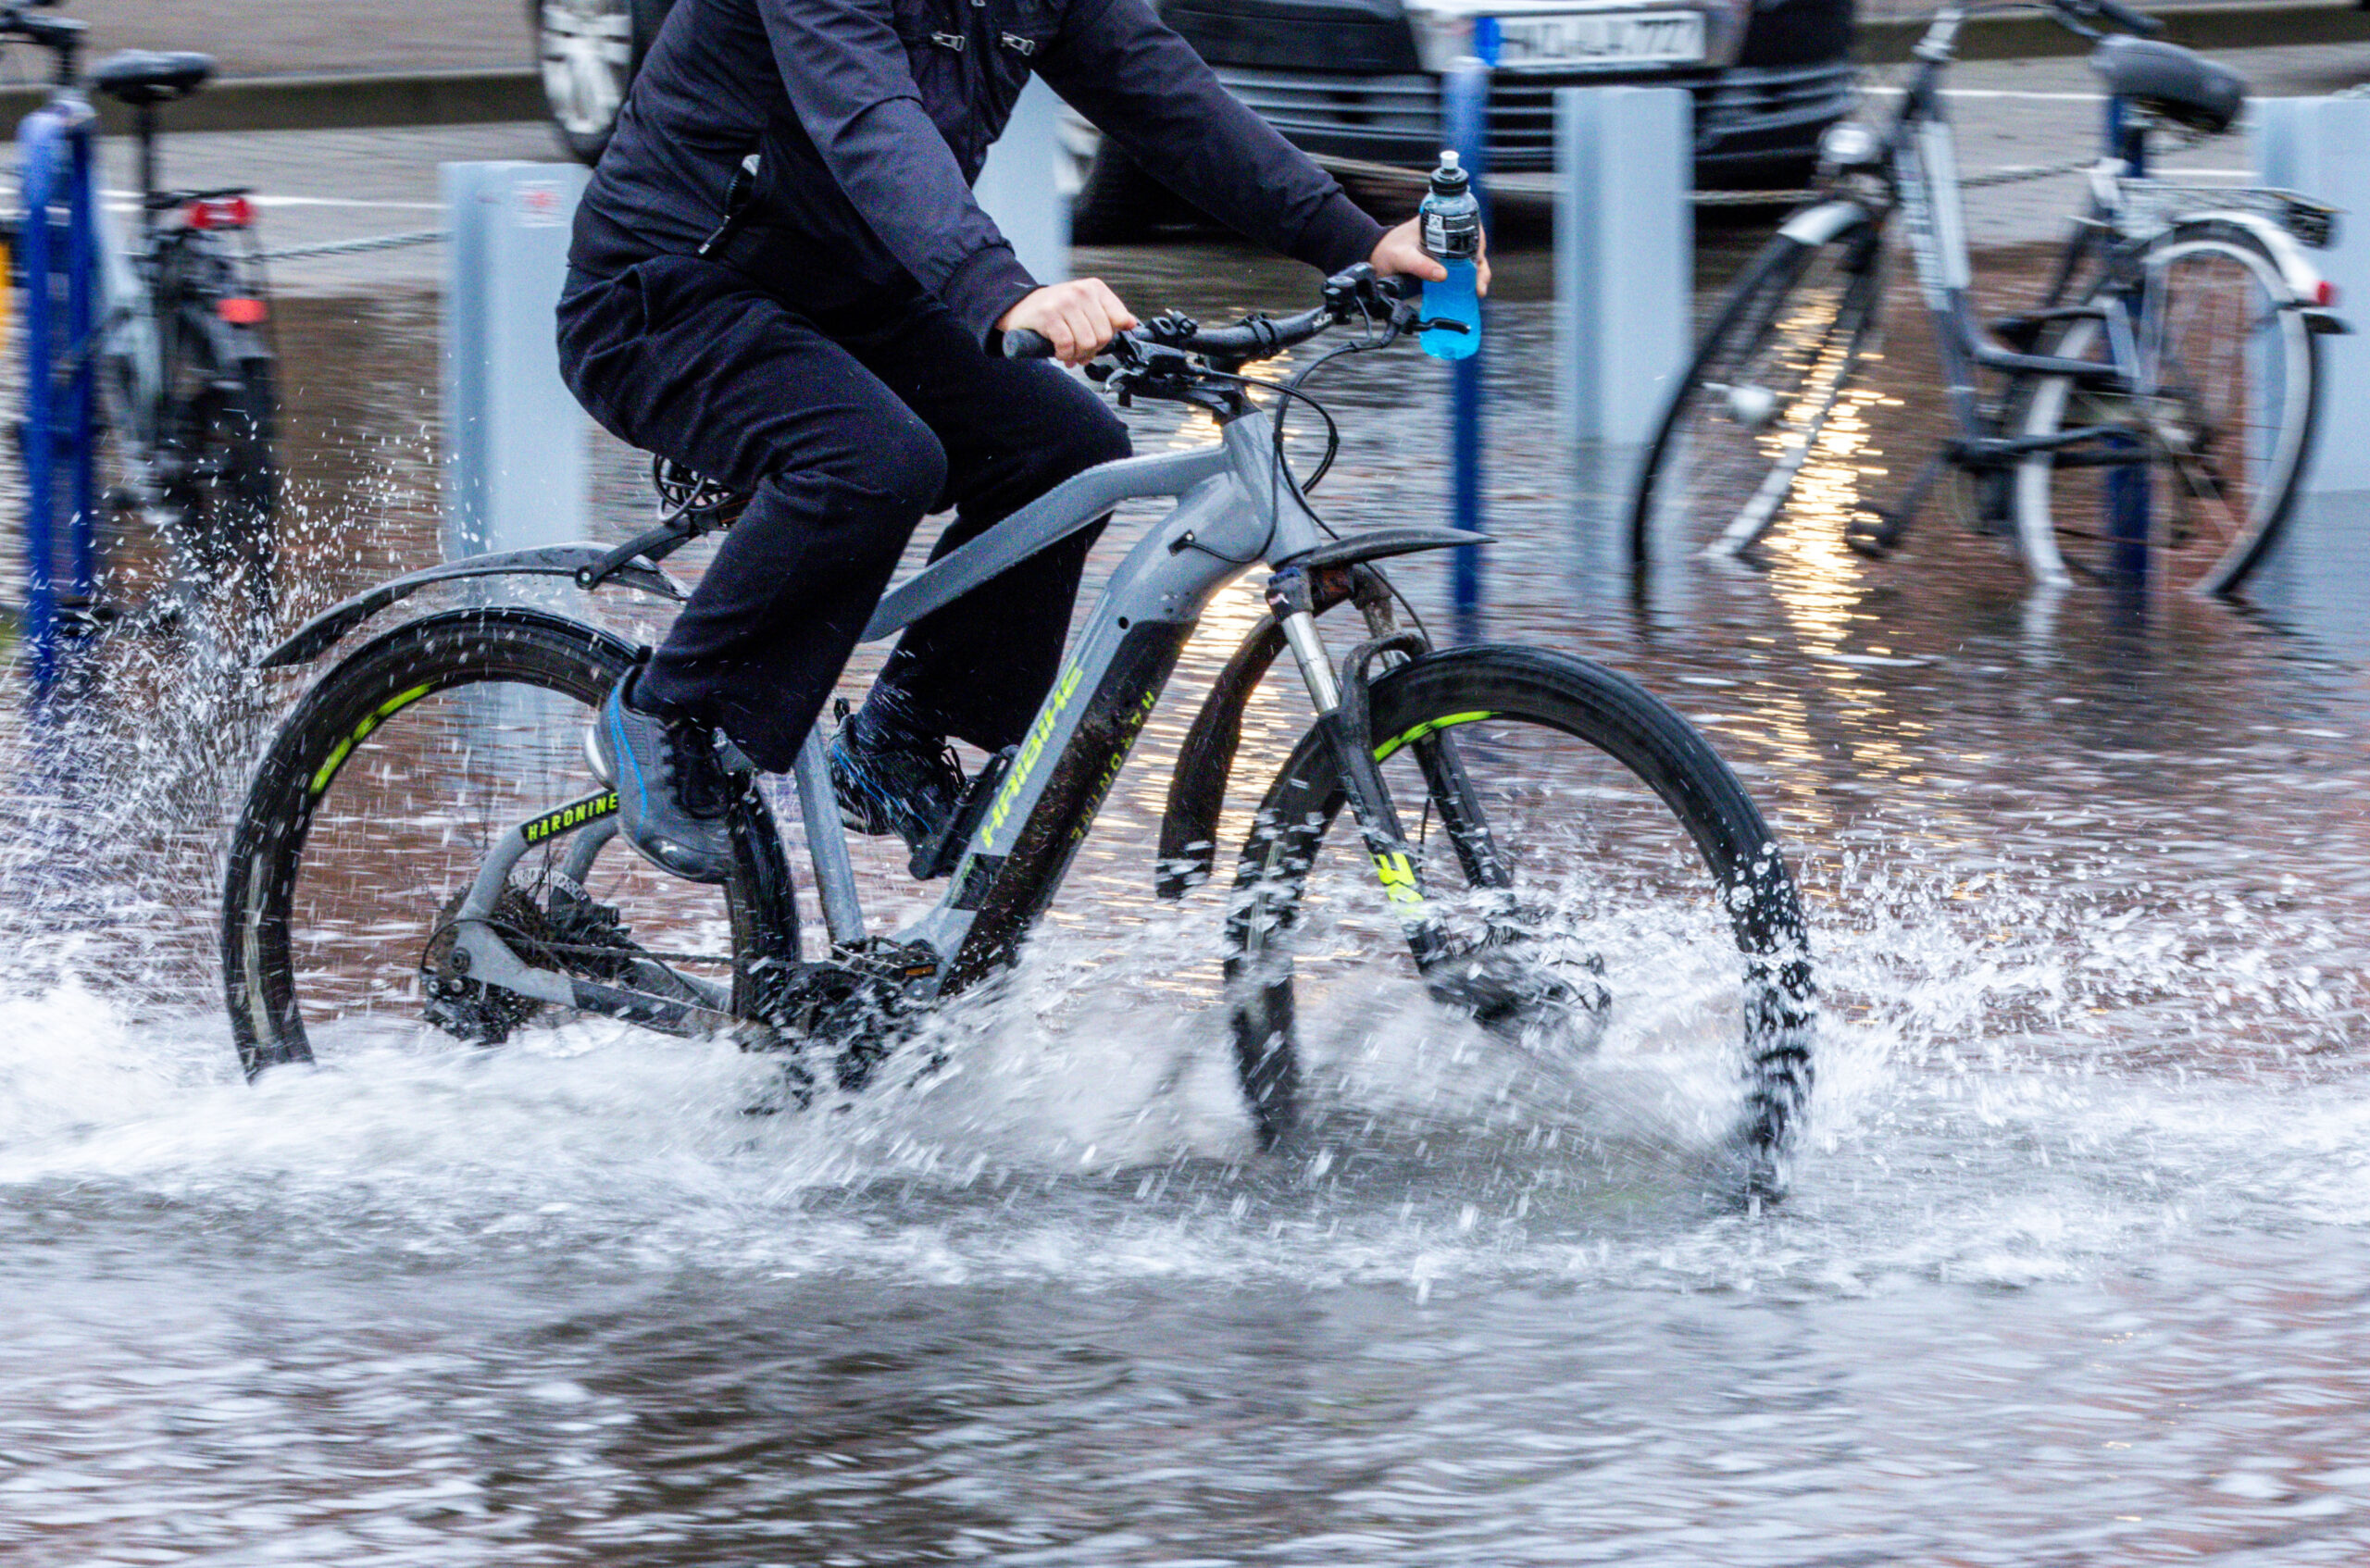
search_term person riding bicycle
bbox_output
[557,0,1483,884]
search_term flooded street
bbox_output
[6,232,2370,1564]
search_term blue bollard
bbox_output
[1441,55,1490,644]
[15,95,101,698]
[2104,95,2149,591]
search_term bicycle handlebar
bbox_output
[1002,305,1333,364]
[2059,0,2163,36]
[1000,268,1414,365]
[0,1,85,71]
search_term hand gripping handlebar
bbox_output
[1000,265,1415,365]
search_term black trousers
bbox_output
[556,254,1130,772]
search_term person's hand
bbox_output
[996,279,1140,366]
[1370,217,1491,298]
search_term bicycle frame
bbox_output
[1835,4,2132,448]
[433,404,1476,1025]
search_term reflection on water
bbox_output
[5,255,2370,1563]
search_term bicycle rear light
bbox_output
[218,296,268,325]
[182,194,254,230]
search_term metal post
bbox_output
[973,78,1070,287]
[1442,56,1489,643]
[1555,87,1691,449]
[66,117,97,610]
[443,162,590,561]
[2104,95,2149,591]
[2258,95,2368,495]
[2251,94,2369,653]
[20,112,55,686]
[13,104,94,696]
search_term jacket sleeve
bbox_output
[759,0,1041,344]
[1037,0,1386,277]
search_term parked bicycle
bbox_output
[1630,0,2343,595]
[221,267,1817,1194]
[6,0,279,627]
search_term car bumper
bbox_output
[1211,60,1855,189]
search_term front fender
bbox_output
[1156,610,1290,901]
[1778,198,1875,249]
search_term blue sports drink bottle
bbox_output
[1417,149,1481,361]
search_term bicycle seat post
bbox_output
[134,99,159,230]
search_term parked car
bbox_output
[530,0,1854,236]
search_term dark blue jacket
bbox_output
[569,0,1388,346]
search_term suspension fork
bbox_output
[1266,566,1509,967]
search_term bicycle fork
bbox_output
[1265,566,1510,965]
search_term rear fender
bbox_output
[2157,211,2348,332]
[259,545,686,669]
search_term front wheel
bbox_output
[1631,212,1886,571]
[2014,218,2320,595]
[1224,647,1815,1193]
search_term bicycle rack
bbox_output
[14,91,100,694]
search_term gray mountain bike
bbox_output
[221,267,1815,1190]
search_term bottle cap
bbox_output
[1429,149,1469,194]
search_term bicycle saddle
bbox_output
[2088,36,2244,136]
[90,50,215,106]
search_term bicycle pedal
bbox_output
[909,745,1016,882]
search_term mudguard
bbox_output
[1156,609,1291,901]
[1156,530,1485,900]
[2168,210,2346,331]
[259,544,686,669]
[1778,199,1875,249]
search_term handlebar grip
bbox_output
[1000,328,1056,360]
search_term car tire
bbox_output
[531,0,668,166]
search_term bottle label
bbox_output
[1422,209,1480,262]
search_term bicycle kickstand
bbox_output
[1846,448,1950,558]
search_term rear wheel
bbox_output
[1225,647,1815,1193]
[222,609,763,1076]
[155,305,279,639]
[1631,217,1885,570]
[2015,219,2318,595]
[179,350,277,621]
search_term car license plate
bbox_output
[1491,11,1706,69]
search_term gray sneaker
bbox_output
[585,669,739,885]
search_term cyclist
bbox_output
[558,0,1485,884]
